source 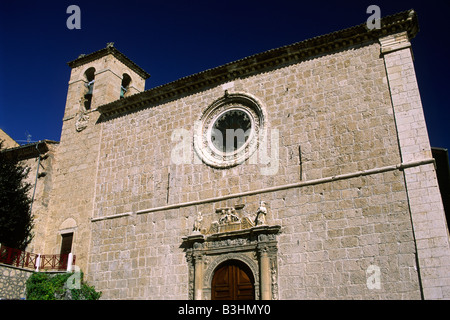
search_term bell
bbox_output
[84,80,94,98]
[120,86,127,99]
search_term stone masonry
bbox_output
[88,41,422,299]
[13,10,450,299]
[0,264,32,300]
[380,31,450,299]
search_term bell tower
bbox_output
[43,43,149,273]
[64,42,150,118]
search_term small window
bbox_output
[121,73,132,99]
[60,233,73,255]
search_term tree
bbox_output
[0,140,34,249]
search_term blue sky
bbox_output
[0,0,449,151]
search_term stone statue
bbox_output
[193,212,203,233]
[255,201,267,226]
[219,208,239,225]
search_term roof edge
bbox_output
[1,140,59,161]
[67,44,150,80]
[98,9,419,118]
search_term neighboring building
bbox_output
[0,129,19,149]
[2,9,450,299]
[0,140,59,254]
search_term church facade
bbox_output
[8,10,450,299]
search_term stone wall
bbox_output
[92,43,399,219]
[87,169,422,299]
[85,41,425,299]
[380,32,450,299]
[22,142,58,254]
[27,11,449,299]
[41,109,102,272]
[37,51,147,272]
[275,171,420,299]
[0,264,33,300]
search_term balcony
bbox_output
[0,244,76,272]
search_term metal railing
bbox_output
[0,244,76,272]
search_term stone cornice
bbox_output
[182,225,281,245]
[97,9,419,118]
[379,31,412,54]
[67,44,150,80]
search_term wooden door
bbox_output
[59,233,73,270]
[211,261,254,300]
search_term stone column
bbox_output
[193,249,204,300]
[258,245,271,300]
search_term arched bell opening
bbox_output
[83,67,96,110]
[120,73,132,99]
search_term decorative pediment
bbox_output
[182,201,281,300]
[190,201,269,236]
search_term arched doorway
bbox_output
[211,260,255,300]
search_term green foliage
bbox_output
[25,272,55,300]
[0,140,34,249]
[25,271,102,300]
[70,280,102,300]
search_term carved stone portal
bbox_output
[182,202,280,300]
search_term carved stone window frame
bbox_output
[194,92,266,168]
[183,225,280,300]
